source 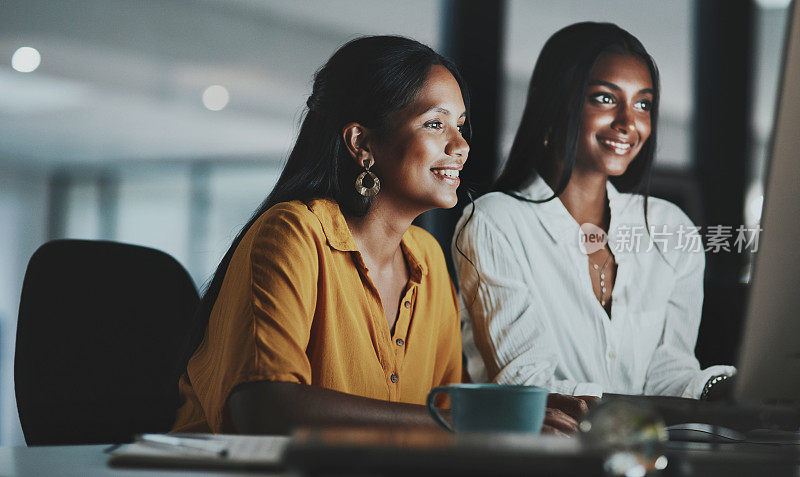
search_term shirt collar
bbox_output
[308,198,359,252]
[399,229,428,282]
[307,198,427,280]
[516,175,628,244]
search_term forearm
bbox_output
[228,381,441,435]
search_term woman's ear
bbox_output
[342,123,372,167]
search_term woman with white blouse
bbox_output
[453,22,735,400]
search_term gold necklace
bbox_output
[591,252,613,306]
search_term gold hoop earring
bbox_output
[355,158,380,197]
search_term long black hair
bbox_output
[182,35,470,368]
[495,21,659,203]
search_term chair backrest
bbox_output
[15,239,199,445]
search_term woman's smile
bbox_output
[430,165,462,185]
[596,135,634,155]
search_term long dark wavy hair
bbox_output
[495,21,660,202]
[454,23,658,304]
[181,35,470,368]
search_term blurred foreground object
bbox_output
[580,399,669,476]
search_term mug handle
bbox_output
[426,386,454,432]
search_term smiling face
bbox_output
[575,53,653,177]
[369,65,469,212]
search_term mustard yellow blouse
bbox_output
[172,198,462,433]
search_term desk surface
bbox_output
[0,445,291,477]
[1,441,798,477]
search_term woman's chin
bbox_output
[606,167,629,177]
[603,157,634,176]
[423,195,459,212]
[440,193,459,209]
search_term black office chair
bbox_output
[15,239,200,445]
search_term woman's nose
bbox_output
[446,132,470,160]
[611,106,636,134]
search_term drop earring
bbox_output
[355,158,380,197]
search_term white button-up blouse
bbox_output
[452,175,735,398]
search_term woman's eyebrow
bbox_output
[589,80,654,95]
[589,80,620,91]
[421,106,468,118]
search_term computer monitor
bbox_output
[734,0,800,405]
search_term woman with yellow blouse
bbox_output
[171,36,585,435]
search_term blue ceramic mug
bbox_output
[426,383,549,433]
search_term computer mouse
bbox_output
[666,423,746,442]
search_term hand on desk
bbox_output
[229,382,598,437]
[542,393,598,436]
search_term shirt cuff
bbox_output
[681,365,737,399]
[572,382,604,397]
[545,379,603,397]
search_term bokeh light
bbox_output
[11,47,41,73]
[202,85,229,111]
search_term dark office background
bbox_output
[0,0,791,445]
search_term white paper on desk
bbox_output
[108,434,290,470]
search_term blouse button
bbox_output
[396,338,405,346]
[403,301,411,309]
[608,350,617,359]
[390,373,399,383]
